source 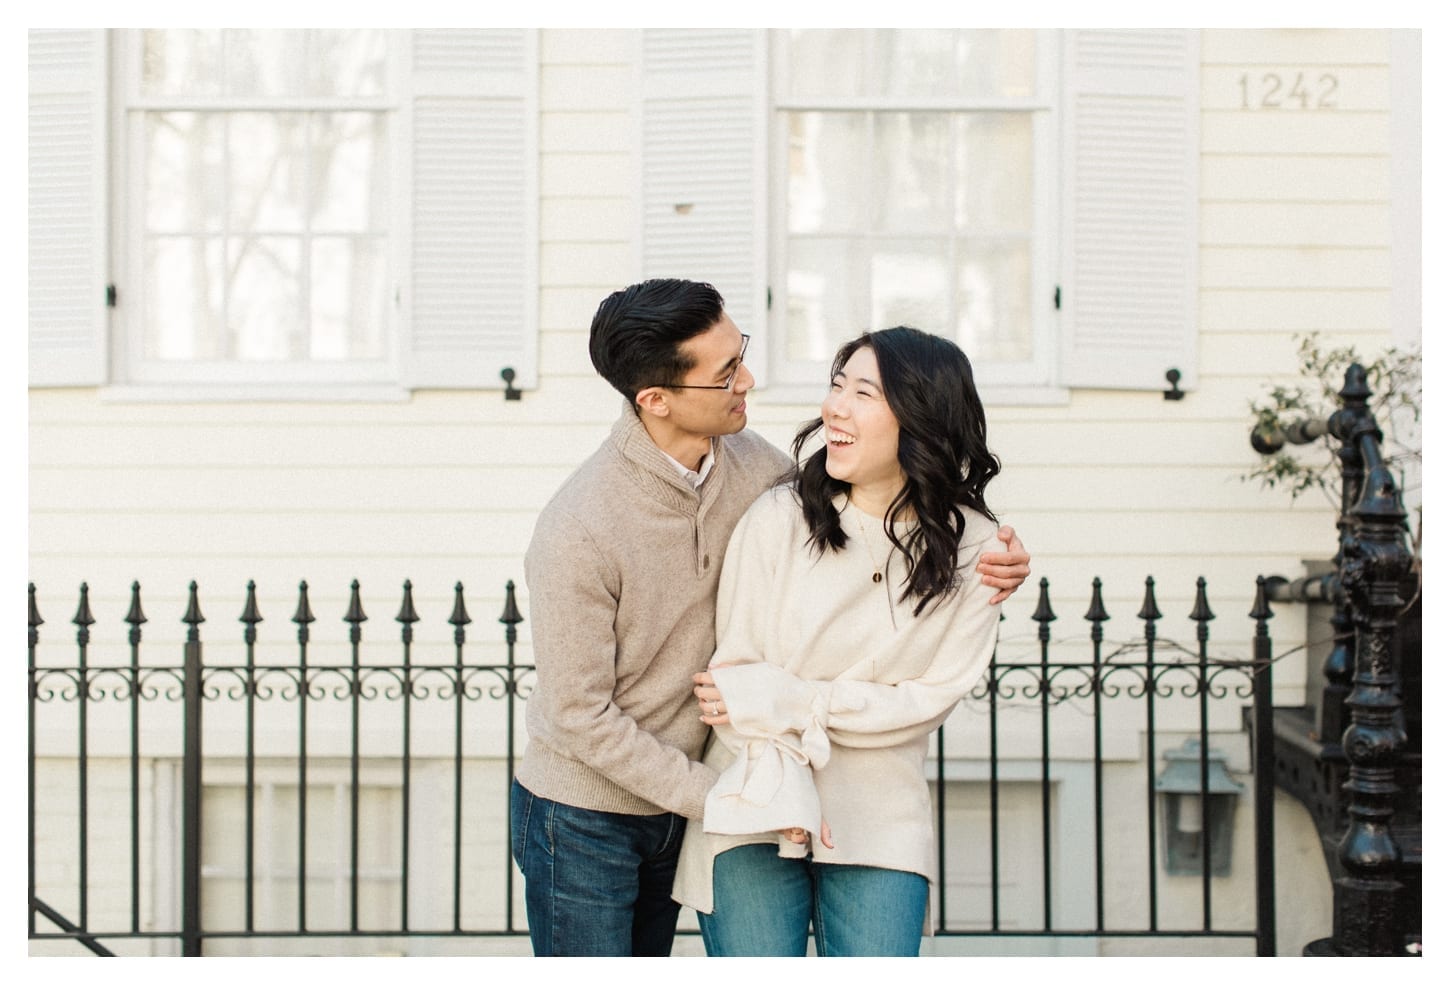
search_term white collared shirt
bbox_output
[666,442,716,490]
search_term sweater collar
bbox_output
[609,401,722,508]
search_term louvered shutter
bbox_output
[403,29,538,390]
[640,30,767,379]
[1060,29,1199,391]
[28,29,107,387]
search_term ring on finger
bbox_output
[711,701,720,716]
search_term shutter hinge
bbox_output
[766,286,772,310]
[1053,286,1061,310]
[106,284,117,308]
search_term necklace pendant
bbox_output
[872,572,883,583]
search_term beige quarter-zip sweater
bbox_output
[516,402,790,819]
[671,485,1001,924]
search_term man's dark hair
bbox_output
[588,279,725,402]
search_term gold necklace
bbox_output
[853,508,887,584]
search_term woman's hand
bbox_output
[977,525,1032,605]
[694,670,730,725]
[780,819,834,850]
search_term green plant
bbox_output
[1245,332,1421,509]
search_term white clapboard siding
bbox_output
[1060,29,1200,392]
[639,29,767,366]
[28,29,107,387]
[404,29,539,391]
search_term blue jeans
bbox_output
[697,843,928,956]
[509,778,685,956]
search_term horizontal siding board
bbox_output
[1201,28,1390,64]
[1201,154,1388,202]
[540,153,632,196]
[540,64,634,109]
[1202,110,1390,153]
[1200,202,1390,246]
[30,511,540,557]
[1199,288,1390,333]
[1200,246,1390,289]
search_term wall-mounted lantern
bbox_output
[1155,739,1244,876]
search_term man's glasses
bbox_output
[654,334,750,391]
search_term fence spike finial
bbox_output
[1084,577,1110,623]
[1137,576,1162,623]
[29,582,44,630]
[182,581,205,627]
[125,581,148,627]
[73,582,96,628]
[1189,576,1215,624]
[344,579,368,624]
[396,580,420,625]
[1030,577,1055,625]
[292,581,316,626]
[499,580,522,627]
[449,582,472,627]
[1250,575,1275,623]
[239,580,263,627]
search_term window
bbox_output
[772,29,1057,391]
[28,28,539,397]
[639,28,1199,401]
[120,29,397,385]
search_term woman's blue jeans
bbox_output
[509,778,685,956]
[697,843,928,956]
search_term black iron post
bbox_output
[181,583,205,957]
[499,580,523,933]
[1250,577,1278,956]
[1304,365,1415,956]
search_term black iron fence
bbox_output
[29,574,1281,957]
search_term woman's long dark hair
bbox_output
[788,327,1000,616]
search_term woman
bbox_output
[671,327,1004,957]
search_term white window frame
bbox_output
[108,30,408,398]
[764,29,1064,407]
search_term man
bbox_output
[510,279,1030,956]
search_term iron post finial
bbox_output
[499,580,523,626]
[1137,576,1163,623]
[448,582,472,627]
[125,581,148,627]
[29,582,44,629]
[73,582,96,628]
[292,581,316,625]
[239,581,263,626]
[396,580,421,625]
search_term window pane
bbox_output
[958,113,1034,232]
[145,237,224,361]
[229,236,303,361]
[870,29,959,97]
[310,113,390,232]
[788,29,1036,101]
[223,28,307,97]
[308,30,389,97]
[957,242,1032,362]
[870,241,950,335]
[787,238,866,363]
[785,29,871,100]
[787,113,867,234]
[873,113,952,234]
[229,113,308,232]
[141,29,223,97]
[311,237,388,360]
[146,113,225,233]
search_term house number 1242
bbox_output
[1238,71,1339,109]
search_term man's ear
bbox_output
[635,387,670,420]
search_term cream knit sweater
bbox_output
[671,485,1001,920]
[516,403,790,819]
